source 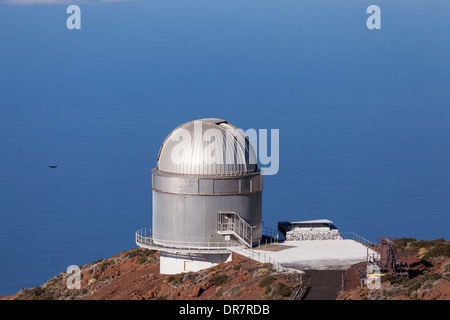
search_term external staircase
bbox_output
[217,211,254,248]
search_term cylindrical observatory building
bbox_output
[136,118,263,274]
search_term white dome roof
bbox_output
[157,118,258,176]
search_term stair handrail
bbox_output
[217,211,253,247]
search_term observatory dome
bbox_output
[157,118,257,176]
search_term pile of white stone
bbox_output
[286,227,343,241]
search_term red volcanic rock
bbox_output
[2,248,297,301]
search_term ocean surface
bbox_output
[1,0,449,296]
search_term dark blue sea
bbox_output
[0,0,449,296]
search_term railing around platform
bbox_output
[340,231,379,246]
[135,228,241,254]
[261,226,281,244]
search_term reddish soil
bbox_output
[3,246,448,301]
[1,248,300,300]
[87,252,277,300]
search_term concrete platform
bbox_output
[254,239,375,270]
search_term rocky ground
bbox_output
[0,248,301,300]
[2,238,448,301]
[338,247,450,300]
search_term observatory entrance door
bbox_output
[217,211,253,247]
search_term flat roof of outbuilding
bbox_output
[289,219,334,225]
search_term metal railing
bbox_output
[136,228,241,254]
[233,246,302,274]
[136,228,302,275]
[262,226,281,244]
[217,211,253,247]
[340,232,379,246]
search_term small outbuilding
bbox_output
[278,219,342,241]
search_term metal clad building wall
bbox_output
[152,169,263,195]
[213,179,240,194]
[199,179,214,194]
[152,190,262,244]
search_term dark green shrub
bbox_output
[209,274,230,287]
[423,242,450,260]
[137,256,147,264]
[97,276,110,282]
[259,276,276,288]
[382,275,408,285]
[98,260,112,272]
[264,282,292,298]
[273,283,292,298]
[125,248,156,259]
[167,274,183,284]
[92,259,104,264]
[25,287,55,300]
